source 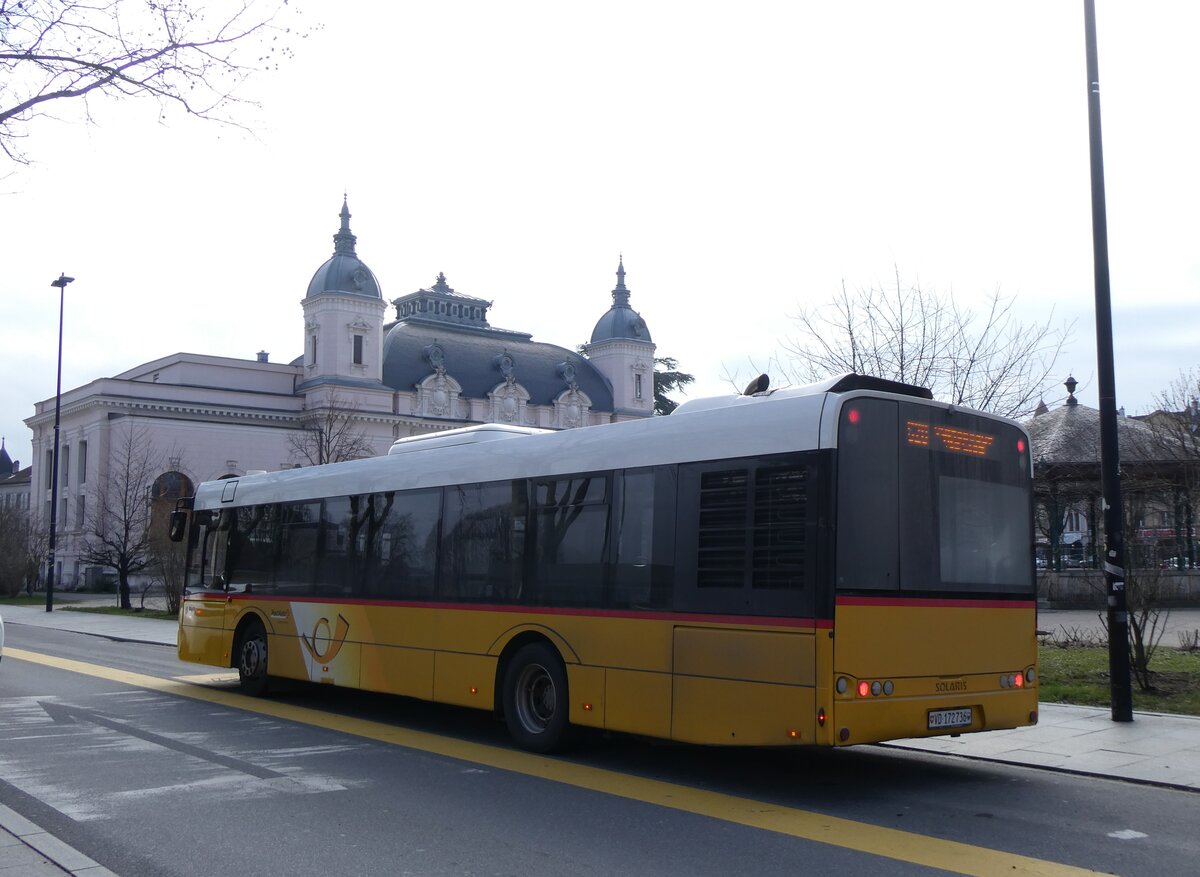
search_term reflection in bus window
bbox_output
[441,481,526,602]
[533,475,607,607]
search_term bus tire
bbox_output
[503,642,570,753]
[236,619,269,697]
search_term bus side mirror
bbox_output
[168,510,188,543]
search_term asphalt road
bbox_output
[2,624,1199,877]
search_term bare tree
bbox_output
[0,0,306,162]
[145,521,186,614]
[0,504,46,596]
[289,395,376,466]
[80,423,160,609]
[1118,485,1175,692]
[777,270,1072,418]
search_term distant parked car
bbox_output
[1160,557,1195,570]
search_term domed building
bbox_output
[23,199,656,589]
[1026,377,1198,593]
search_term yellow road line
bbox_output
[7,647,1097,877]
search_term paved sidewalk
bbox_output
[888,705,1200,791]
[1,598,178,646]
[2,599,1199,874]
[0,805,114,876]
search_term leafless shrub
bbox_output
[1042,624,1107,649]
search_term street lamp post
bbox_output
[1082,0,1133,720]
[46,273,75,613]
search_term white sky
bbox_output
[3,1,1198,471]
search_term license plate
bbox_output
[928,707,973,730]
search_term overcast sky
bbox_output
[3,1,1198,471]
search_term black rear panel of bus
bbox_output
[835,398,1034,598]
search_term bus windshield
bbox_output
[836,397,1033,596]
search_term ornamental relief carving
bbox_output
[553,385,592,429]
[414,368,463,418]
[488,376,531,424]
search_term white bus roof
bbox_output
[192,374,1024,510]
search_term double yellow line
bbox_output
[7,647,1097,876]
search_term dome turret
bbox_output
[590,258,652,343]
[305,198,382,300]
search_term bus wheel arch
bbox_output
[232,613,270,697]
[496,636,571,753]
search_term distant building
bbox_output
[1026,377,1197,574]
[24,199,656,589]
[0,439,31,513]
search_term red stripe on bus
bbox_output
[188,592,833,628]
[836,596,1036,609]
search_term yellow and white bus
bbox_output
[172,373,1038,752]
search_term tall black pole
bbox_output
[46,273,74,613]
[1083,0,1133,721]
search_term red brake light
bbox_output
[1017,439,1027,453]
[1015,673,1024,688]
[847,408,860,425]
[857,681,870,698]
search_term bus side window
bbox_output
[376,489,440,598]
[227,505,277,593]
[441,481,526,602]
[612,469,656,609]
[532,475,608,608]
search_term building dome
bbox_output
[305,198,382,300]
[590,258,652,343]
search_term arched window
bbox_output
[152,471,195,503]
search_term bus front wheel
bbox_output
[503,643,570,753]
[237,620,269,697]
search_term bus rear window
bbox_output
[837,398,1033,596]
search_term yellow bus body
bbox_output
[179,595,1036,747]
[828,600,1038,746]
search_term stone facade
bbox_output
[23,200,657,589]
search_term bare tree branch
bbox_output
[778,272,1073,418]
[289,394,376,466]
[1,0,308,163]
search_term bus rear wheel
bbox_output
[503,643,570,753]
[237,620,269,697]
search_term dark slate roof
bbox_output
[0,465,30,488]
[1025,399,1172,466]
[590,259,653,343]
[0,439,12,476]
[306,199,383,300]
[382,319,614,409]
